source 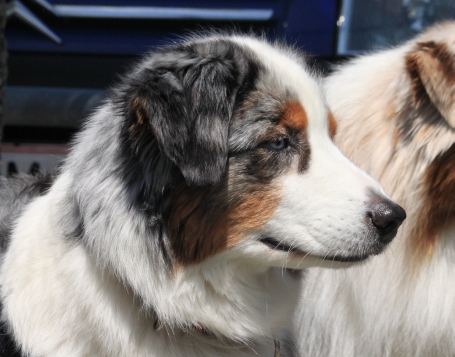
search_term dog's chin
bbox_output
[258,236,390,269]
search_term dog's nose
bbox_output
[367,198,406,244]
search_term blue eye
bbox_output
[269,138,289,150]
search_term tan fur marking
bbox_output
[128,96,153,146]
[328,111,338,139]
[227,187,280,243]
[412,144,455,256]
[168,183,281,267]
[168,187,223,266]
[280,101,308,131]
[131,97,147,125]
[130,96,150,131]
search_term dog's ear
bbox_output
[406,41,455,128]
[125,41,253,186]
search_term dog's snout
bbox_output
[367,198,406,244]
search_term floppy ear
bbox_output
[126,41,250,186]
[406,41,455,128]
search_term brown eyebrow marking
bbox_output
[277,101,311,173]
[168,183,281,268]
[280,101,308,131]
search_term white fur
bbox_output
[1,35,392,357]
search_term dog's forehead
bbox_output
[227,37,329,150]
[228,95,307,152]
[232,36,327,124]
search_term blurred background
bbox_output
[2,0,455,176]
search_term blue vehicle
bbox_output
[6,0,338,86]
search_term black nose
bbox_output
[368,198,406,244]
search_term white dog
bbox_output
[294,21,455,357]
[0,34,405,357]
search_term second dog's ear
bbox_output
[125,41,254,186]
[406,41,455,128]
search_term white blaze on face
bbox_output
[227,36,396,268]
[264,101,386,266]
[268,80,386,266]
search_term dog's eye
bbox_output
[269,138,289,150]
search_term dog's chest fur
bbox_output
[0,181,286,357]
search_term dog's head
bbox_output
[329,22,455,258]
[114,35,405,270]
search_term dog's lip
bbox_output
[258,237,370,262]
[259,237,303,254]
[316,254,369,263]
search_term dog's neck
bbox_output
[153,303,282,356]
[1,176,301,356]
[142,252,302,344]
[154,317,282,357]
[53,163,304,343]
[52,108,302,347]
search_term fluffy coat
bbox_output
[0,34,404,357]
[294,21,455,357]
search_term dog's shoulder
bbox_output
[0,174,54,253]
[0,175,54,357]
